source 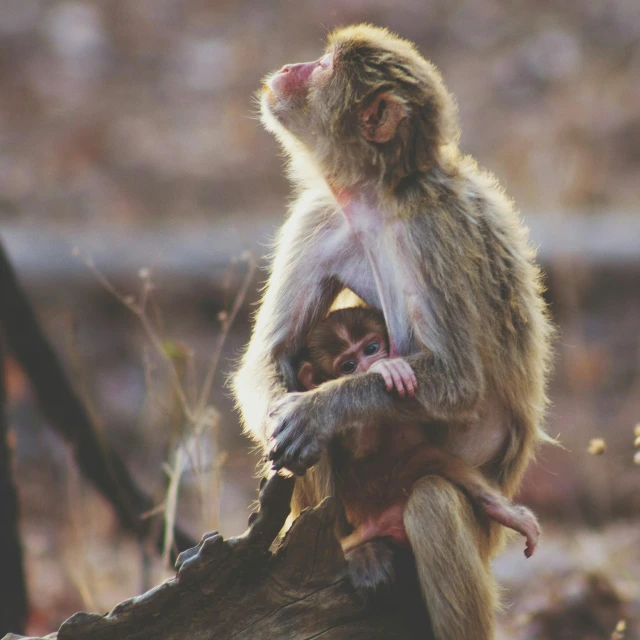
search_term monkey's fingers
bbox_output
[269,423,313,475]
[373,365,395,392]
[272,458,307,476]
[395,360,417,398]
[271,420,286,439]
[270,418,304,455]
[406,361,419,392]
[524,523,539,558]
[269,440,308,476]
[268,392,304,420]
[275,446,315,476]
[385,361,408,398]
[268,432,290,463]
[270,410,297,439]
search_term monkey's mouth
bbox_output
[262,75,291,111]
[260,84,281,114]
[266,71,291,99]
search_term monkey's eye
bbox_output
[319,53,332,68]
[312,54,332,77]
[340,360,357,374]
[364,343,379,356]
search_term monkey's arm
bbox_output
[269,207,489,474]
[233,200,343,446]
[269,346,482,475]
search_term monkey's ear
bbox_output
[298,362,318,390]
[360,93,406,143]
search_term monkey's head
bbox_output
[298,307,389,390]
[260,24,460,190]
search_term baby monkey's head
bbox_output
[298,307,388,390]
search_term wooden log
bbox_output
[2,474,432,640]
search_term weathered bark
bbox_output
[0,240,194,557]
[0,335,28,635]
[2,474,432,640]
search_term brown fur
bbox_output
[234,24,554,640]
[405,477,498,640]
[303,309,540,570]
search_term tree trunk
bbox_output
[0,335,28,635]
[0,240,194,558]
[2,474,432,640]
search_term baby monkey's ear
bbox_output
[298,361,318,390]
[360,92,406,143]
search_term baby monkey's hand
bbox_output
[368,358,417,398]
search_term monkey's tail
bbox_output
[404,475,498,640]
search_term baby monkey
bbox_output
[298,307,540,560]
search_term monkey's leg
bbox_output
[404,476,498,640]
[344,539,395,595]
[341,503,407,553]
[405,447,540,557]
[340,506,406,594]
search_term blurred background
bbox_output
[0,0,639,638]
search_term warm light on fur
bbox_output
[234,24,554,640]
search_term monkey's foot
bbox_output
[345,539,395,597]
[482,497,540,558]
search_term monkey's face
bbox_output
[260,53,335,153]
[260,24,460,188]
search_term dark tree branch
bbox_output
[0,335,28,636]
[0,239,195,557]
[2,474,431,640]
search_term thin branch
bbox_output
[196,253,256,418]
[0,241,195,557]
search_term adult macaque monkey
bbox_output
[233,24,553,640]
[298,306,540,561]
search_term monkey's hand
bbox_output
[368,358,417,398]
[267,391,334,475]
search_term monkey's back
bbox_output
[404,157,555,495]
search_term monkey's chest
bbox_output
[331,423,433,526]
[333,221,417,354]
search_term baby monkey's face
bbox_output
[300,307,391,390]
[332,330,389,377]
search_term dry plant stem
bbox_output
[85,252,256,553]
[190,256,256,531]
[195,256,257,418]
[163,447,187,566]
[64,454,100,613]
[83,260,194,423]
[85,253,255,426]
[0,241,195,558]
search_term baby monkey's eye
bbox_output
[364,343,379,356]
[340,360,357,374]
